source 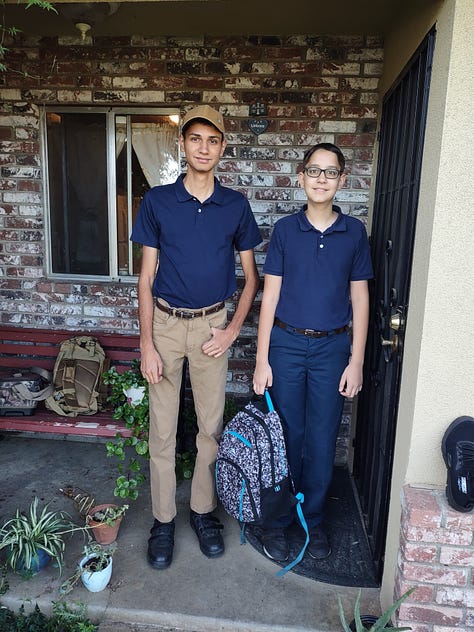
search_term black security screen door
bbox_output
[353,28,436,580]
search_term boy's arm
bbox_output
[253,274,282,395]
[339,279,369,398]
[202,249,260,358]
[137,245,163,384]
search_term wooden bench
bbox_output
[0,327,140,439]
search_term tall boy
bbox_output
[132,105,261,569]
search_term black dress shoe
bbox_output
[190,510,224,558]
[147,519,175,569]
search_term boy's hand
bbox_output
[339,361,363,398]
[253,361,273,395]
[202,326,235,358]
[140,347,163,384]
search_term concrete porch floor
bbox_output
[0,434,381,631]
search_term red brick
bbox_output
[400,561,467,586]
[337,133,376,146]
[401,540,438,563]
[397,582,435,603]
[402,487,443,528]
[436,587,474,608]
[398,604,463,626]
[404,525,473,546]
[440,547,474,566]
[279,120,319,132]
[0,127,13,140]
[444,509,474,531]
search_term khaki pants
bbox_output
[149,303,228,523]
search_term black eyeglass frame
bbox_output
[303,167,342,179]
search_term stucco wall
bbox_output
[382,0,474,608]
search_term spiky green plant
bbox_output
[338,587,416,632]
[0,497,87,577]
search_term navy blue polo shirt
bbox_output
[131,175,262,308]
[263,206,373,331]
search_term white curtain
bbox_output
[131,123,178,187]
[115,125,126,159]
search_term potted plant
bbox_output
[338,587,416,632]
[79,541,115,593]
[0,497,87,577]
[60,542,116,595]
[86,503,128,544]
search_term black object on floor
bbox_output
[245,467,379,587]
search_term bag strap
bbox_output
[262,390,310,578]
[264,389,274,412]
[12,367,54,402]
[61,359,80,408]
[276,492,310,578]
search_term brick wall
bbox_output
[394,486,474,632]
[0,33,382,406]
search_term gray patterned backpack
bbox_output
[216,391,297,525]
[216,391,309,576]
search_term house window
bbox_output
[45,108,180,279]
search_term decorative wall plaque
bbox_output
[248,119,269,135]
[248,99,269,135]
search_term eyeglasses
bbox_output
[304,166,341,179]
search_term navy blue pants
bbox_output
[268,323,351,529]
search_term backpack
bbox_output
[45,336,107,417]
[216,391,309,576]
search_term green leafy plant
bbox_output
[87,504,128,527]
[104,360,239,500]
[0,497,90,577]
[1,0,57,74]
[338,587,416,632]
[0,600,97,631]
[103,361,150,500]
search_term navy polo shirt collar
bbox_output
[175,173,226,206]
[296,205,347,233]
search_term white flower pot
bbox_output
[80,553,112,592]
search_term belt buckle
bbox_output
[304,328,316,336]
[176,309,194,319]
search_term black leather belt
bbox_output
[274,317,349,339]
[156,300,225,319]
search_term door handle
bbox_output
[380,334,399,352]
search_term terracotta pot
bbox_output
[88,503,123,545]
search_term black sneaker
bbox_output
[441,416,474,512]
[259,527,289,562]
[190,510,225,558]
[308,525,331,560]
[147,519,175,569]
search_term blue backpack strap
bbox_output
[275,492,309,578]
[264,389,275,412]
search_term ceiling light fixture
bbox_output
[58,2,120,40]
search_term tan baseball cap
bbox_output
[181,105,225,135]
